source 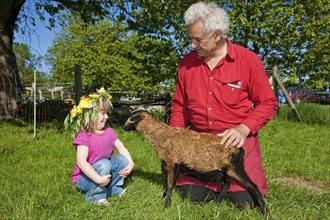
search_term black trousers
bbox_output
[178,184,255,209]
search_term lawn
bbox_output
[0,110,329,219]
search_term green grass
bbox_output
[277,103,330,126]
[0,111,329,219]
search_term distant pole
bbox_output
[272,66,302,121]
[33,69,37,138]
[74,64,82,104]
[272,69,279,114]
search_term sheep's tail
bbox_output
[227,149,272,219]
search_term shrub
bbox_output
[150,108,167,123]
[277,103,330,126]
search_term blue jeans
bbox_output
[76,154,128,203]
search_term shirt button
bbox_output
[210,77,213,80]
[208,107,212,110]
[209,92,212,95]
[209,121,212,124]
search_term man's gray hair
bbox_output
[184,1,230,39]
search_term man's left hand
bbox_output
[217,124,250,148]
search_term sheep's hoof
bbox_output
[164,200,171,208]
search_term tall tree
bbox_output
[0,0,112,119]
[1,0,328,120]
[0,0,192,119]
[109,0,330,88]
[47,16,180,91]
[227,0,329,88]
[13,43,48,84]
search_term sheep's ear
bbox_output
[129,114,144,124]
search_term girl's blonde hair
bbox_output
[64,87,113,136]
[88,98,113,134]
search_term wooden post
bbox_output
[272,74,279,114]
[74,64,82,105]
[272,66,302,121]
[51,90,54,99]
[38,89,44,101]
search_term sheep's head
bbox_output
[123,110,148,131]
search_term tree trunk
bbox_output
[0,0,25,120]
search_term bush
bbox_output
[277,103,330,126]
[150,108,167,123]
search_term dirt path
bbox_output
[272,176,329,193]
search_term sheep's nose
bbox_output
[123,121,131,130]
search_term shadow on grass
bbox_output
[131,168,165,186]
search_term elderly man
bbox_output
[170,1,277,209]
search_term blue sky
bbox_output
[14,13,61,73]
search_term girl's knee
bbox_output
[92,159,111,174]
[111,154,128,169]
[118,154,129,165]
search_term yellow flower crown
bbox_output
[64,87,112,135]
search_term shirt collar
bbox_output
[225,39,236,60]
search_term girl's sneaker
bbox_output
[119,188,127,197]
[95,199,110,206]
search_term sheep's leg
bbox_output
[163,163,176,208]
[174,163,181,185]
[161,162,181,198]
[215,174,230,203]
[161,161,168,198]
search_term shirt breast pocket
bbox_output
[220,81,243,106]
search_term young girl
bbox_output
[65,87,134,205]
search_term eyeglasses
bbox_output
[189,34,214,45]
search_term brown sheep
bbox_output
[123,110,271,218]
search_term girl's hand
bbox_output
[99,174,111,186]
[119,163,134,178]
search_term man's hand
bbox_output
[217,124,250,148]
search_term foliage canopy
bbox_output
[1,0,329,119]
[45,0,329,90]
[47,15,180,91]
[13,43,49,84]
[227,0,329,88]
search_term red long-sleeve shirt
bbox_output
[170,40,277,194]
